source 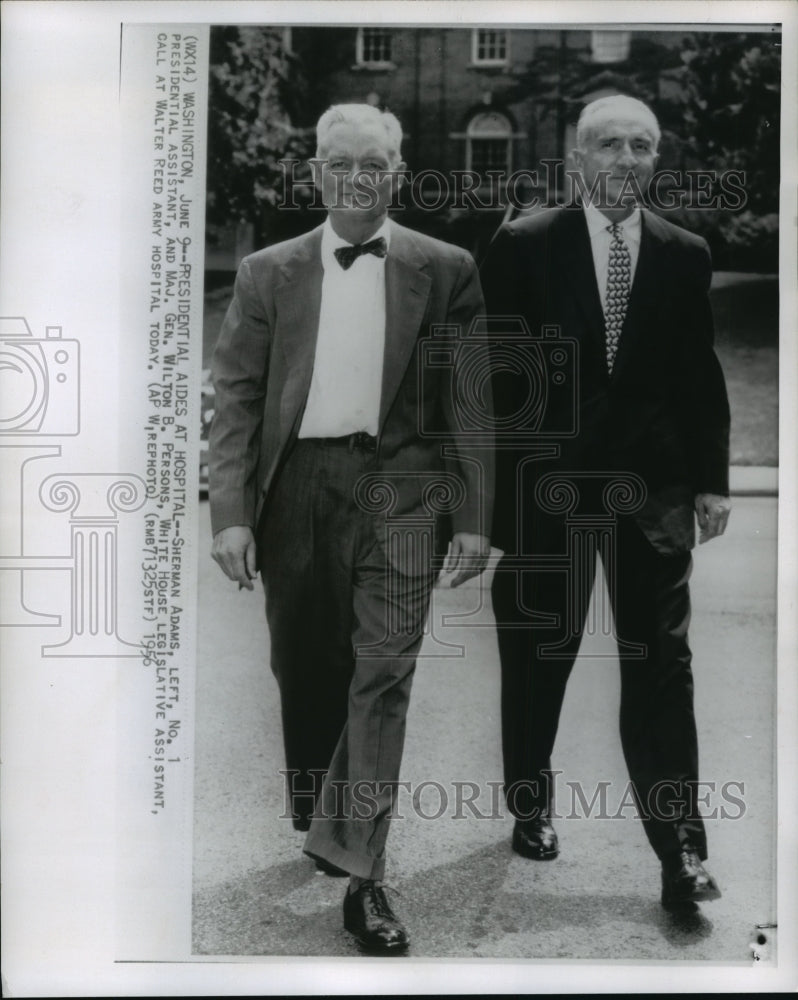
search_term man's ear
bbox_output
[570,148,584,172]
[394,160,408,188]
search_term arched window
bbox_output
[466,111,513,180]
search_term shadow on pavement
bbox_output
[193,839,716,958]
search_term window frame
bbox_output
[464,110,513,179]
[471,28,509,67]
[356,27,395,68]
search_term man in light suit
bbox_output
[480,95,730,907]
[209,103,492,951]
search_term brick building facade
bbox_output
[207,25,775,268]
[288,26,685,188]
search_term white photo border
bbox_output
[1,1,796,996]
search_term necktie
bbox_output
[333,236,388,270]
[604,222,631,373]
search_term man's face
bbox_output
[314,120,405,222]
[572,112,659,210]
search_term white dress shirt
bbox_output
[298,218,390,439]
[582,202,642,311]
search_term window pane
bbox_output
[362,28,391,63]
[477,29,507,61]
[471,138,509,178]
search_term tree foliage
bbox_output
[205,27,782,268]
[677,32,781,216]
[206,27,314,241]
[506,30,781,268]
[671,33,781,270]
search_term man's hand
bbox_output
[694,493,731,544]
[212,525,258,590]
[443,532,491,588]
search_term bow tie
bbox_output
[333,236,388,270]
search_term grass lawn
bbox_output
[202,272,779,467]
[716,342,778,466]
[710,274,778,467]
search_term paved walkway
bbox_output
[192,493,777,962]
[728,466,777,496]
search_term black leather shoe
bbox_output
[315,856,349,877]
[512,817,559,860]
[661,847,722,907]
[343,881,409,952]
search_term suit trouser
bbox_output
[492,510,707,862]
[258,439,435,879]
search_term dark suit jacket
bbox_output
[209,220,494,548]
[479,205,730,556]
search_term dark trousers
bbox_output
[258,439,435,879]
[493,510,707,861]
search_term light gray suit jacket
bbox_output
[209,220,494,547]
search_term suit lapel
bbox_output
[380,223,432,430]
[555,206,669,383]
[270,220,432,439]
[273,225,324,437]
[555,208,605,347]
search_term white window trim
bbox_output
[471,27,509,66]
[461,110,515,176]
[355,26,395,68]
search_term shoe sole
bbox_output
[512,841,559,861]
[344,924,410,953]
[352,937,410,955]
[662,883,722,907]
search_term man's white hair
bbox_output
[316,103,403,162]
[576,95,661,150]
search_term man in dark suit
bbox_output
[209,103,492,951]
[480,95,730,907]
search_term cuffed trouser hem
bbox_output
[302,841,386,881]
